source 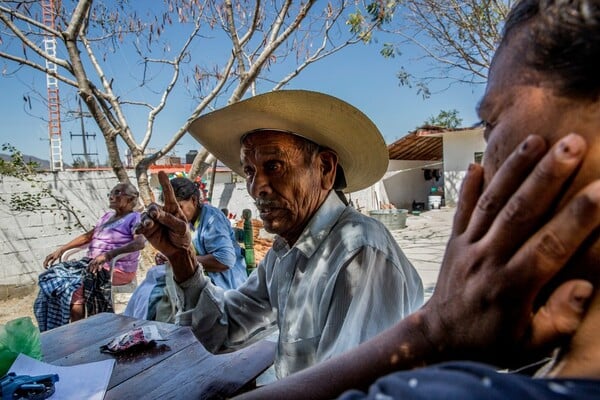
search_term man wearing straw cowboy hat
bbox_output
[136,90,424,379]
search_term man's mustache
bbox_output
[255,199,281,209]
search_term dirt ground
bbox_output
[0,293,37,326]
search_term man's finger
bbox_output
[466,135,547,241]
[150,206,189,234]
[484,133,588,257]
[140,203,187,234]
[158,171,179,214]
[135,213,156,235]
[136,203,169,235]
[509,180,600,289]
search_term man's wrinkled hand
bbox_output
[43,249,63,269]
[154,252,169,265]
[135,171,197,282]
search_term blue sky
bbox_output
[0,14,486,165]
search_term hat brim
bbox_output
[187,90,389,193]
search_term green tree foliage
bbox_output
[423,109,463,129]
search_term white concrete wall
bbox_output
[0,170,259,298]
[443,130,486,206]
[348,160,447,212]
[381,160,443,210]
[0,170,136,296]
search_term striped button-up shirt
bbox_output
[175,191,424,378]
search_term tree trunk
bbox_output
[106,136,130,184]
[207,157,218,203]
[189,150,216,180]
[135,157,154,205]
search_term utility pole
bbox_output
[68,98,97,167]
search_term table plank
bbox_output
[41,312,130,361]
[106,339,276,400]
[40,313,276,399]
[106,326,206,390]
[41,313,180,362]
[42,314,202,389]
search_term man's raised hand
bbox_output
[135,171,197,282]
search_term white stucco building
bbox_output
[374,125,486,210]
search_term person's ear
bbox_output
[319,150,338,190]
[530,279,593,359]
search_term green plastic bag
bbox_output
[0,317,42,376]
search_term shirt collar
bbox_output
[272,191,346,258]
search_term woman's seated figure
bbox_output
[35,182,146,330]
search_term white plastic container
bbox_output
[428,195,442,210]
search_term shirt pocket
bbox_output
[278,334,322,375]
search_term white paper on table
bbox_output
[9,353,115,400]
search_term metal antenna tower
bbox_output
[42,0,63,171]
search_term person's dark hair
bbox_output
[503,0,600,100]
[168,177,200,202]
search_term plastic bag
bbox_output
[0,317,42,376]
[100,325,164,354]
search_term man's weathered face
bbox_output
[480,28,600,197]
[241,131,334,245]
[479,23,600,283]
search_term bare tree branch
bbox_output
[0,50,79,86]
[141,20,203,150]
[1,0,392,203]
[0,7,72,71]
[0,4,61,36]
[379,0,511,93]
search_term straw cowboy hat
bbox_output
[187,90,389,193]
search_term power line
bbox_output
[67,98,98,167]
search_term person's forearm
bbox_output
[175,266,209,312]
[58,230,94,253]
[197,254,229,272]
[105,236,146,260]
[169,245,200,283]
[236,309,437,400]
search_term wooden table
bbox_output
[41,313,276,399]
